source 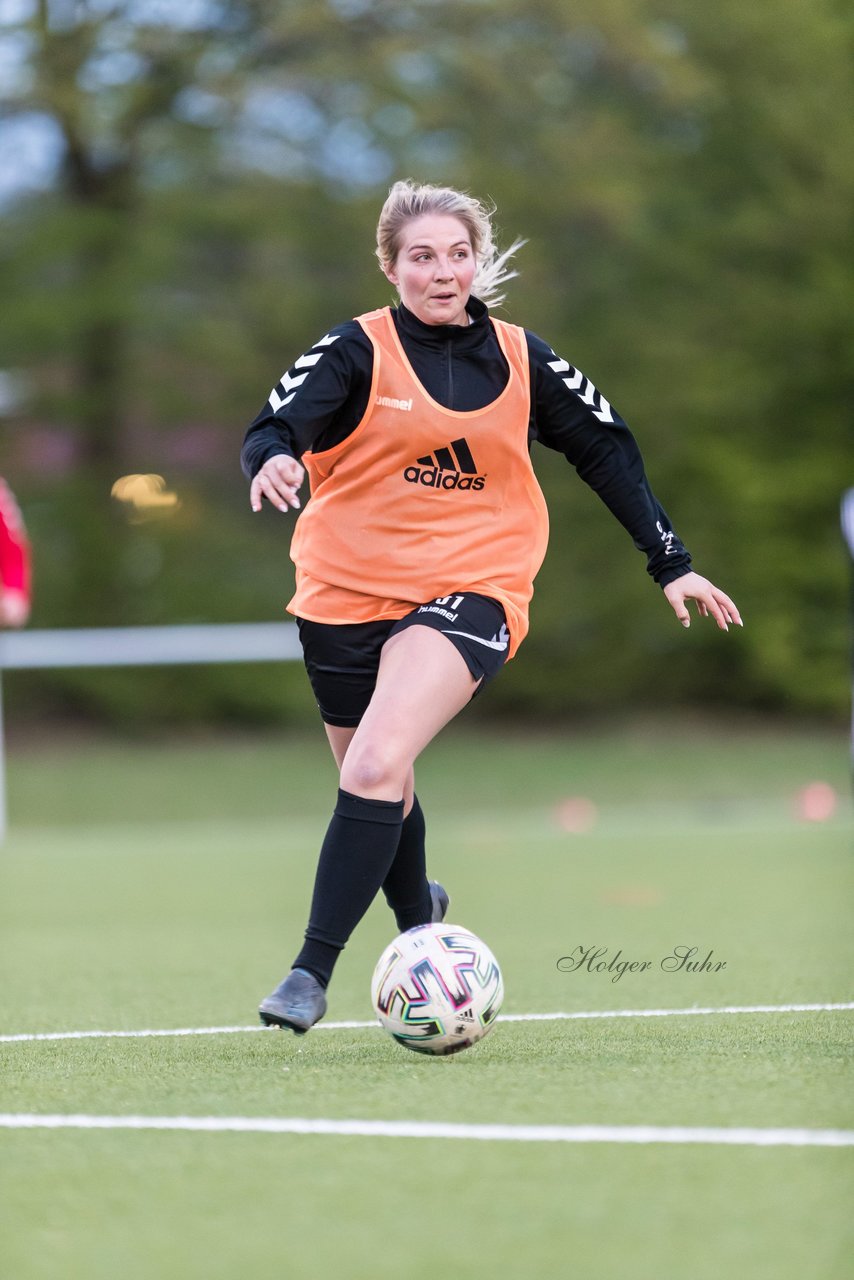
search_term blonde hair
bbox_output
[375,179,523,310]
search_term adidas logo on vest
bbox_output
[403,437,486,491]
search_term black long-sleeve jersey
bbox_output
[241,297,692,588]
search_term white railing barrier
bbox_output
[0,623,302,842]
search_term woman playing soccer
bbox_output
[241,179,742,1033]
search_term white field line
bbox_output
[1,1001,852,1044]
[0,1113,851,1147]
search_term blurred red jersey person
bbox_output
[0,477,31,627]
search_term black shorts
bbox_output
[297,593,509,727]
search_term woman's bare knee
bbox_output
[339,740,407,800]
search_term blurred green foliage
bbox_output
[0,0,850,724]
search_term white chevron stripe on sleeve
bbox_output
[266,333,340,413]
[268,369,310,412]
[593,396,614,424]
[548,354,615,423]
[268,387,295,412]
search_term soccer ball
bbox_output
[371,922,504,1056]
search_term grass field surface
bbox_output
[1,721,852,1279]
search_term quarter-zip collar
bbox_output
[393,296,492,353]
[390,296,508,412]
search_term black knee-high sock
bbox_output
[293,789,404,987]
[382,794,432,932]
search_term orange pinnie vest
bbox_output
[288,307,549,658]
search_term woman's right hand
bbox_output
[250,454,305,513]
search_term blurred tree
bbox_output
[0,0,849,721]
[0,0,401,631]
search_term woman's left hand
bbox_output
[663,572,742,631]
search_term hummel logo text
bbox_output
[375,395,413,411]
[403,437,486,491]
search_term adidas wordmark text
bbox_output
[403,436,486,491]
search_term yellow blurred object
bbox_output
[111,474,181,521]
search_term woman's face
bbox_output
[384,214,476,326]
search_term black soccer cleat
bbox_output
[429,880,450,923]
[258,967,328,1034]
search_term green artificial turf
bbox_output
[1,724,852,1279]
